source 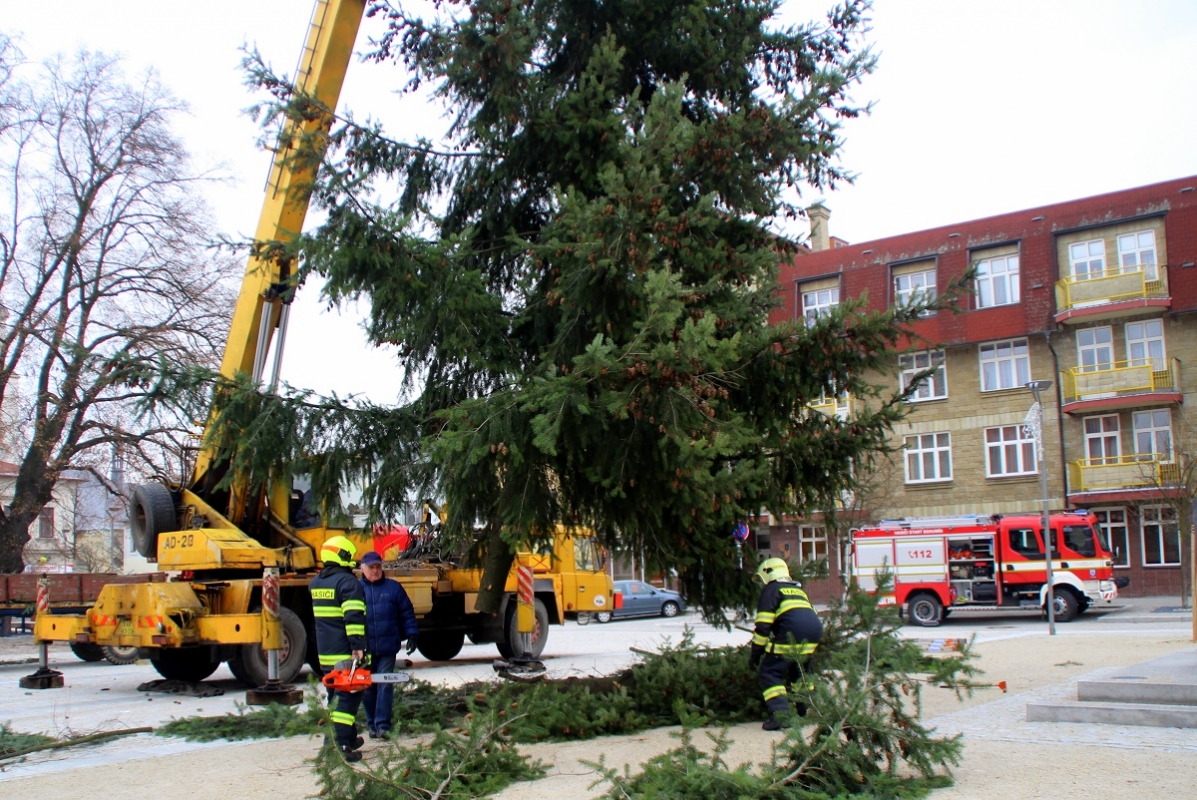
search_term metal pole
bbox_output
[1028,382,1056,636]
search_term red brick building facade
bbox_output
[767,177,1197,601]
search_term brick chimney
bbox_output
[807,204,831,251]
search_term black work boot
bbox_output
[762,713,793,731]
[338,743,363,763]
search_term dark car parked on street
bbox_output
[596,580,686,622]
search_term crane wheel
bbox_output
[104,645,139,665]
[227,607,307,687]
[496,597,549,659]
[131,483,177,559]
[70,642,106,662]
[151,648,220,682]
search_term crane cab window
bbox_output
[574,537,599,572]
[1007,528,1043,559]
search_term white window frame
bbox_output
[1076,326,1114,373]
[1069,239,1106,280]
[801,285,839,325]
[1084,414,1120,465]
[975,254,1020,308]
[1093,507,1129,569]
[796,525,827,562]
[1141,504,1180,567]
[984,424,1037,477]
[899,349,947,401]
[904,432,952,484]
[1126,319,1166,371]
[979,338,1030,392]
[1132,408,1172,462]
[1117,230,1159,281]
[893,267,937,315]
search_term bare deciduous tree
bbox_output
[0,37,237,571]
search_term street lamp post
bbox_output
[1025,379,1056,635]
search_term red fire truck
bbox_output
[850,511,1120,626]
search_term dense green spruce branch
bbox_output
[194,0,978,616]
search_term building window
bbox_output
[801,284,839,325]
[899,350,947,401]
[985,425,1037,477]
[1126,319,1165,371]
[755,527,772,554]
[1084,415,1120,465]
[1141,505,1180,566]
[1133,409,1172,461]
[904,432,952,484]
[1076,327,1113,373]
[38,507,55,540]
[1117,230,1158,281]
[979,338,1030,391]
[1093,508,1129,568]
[975,254,1020,308]
[796,525,827,562]
[893,267,936,314]
[1069,239,1106,280]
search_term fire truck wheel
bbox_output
[70,642,106,662]
[496,597,549,659]
[131,482,176,559]
[1048,589,1079,623]
[227,607,307,687]
[151,648,220,682]
[906,594,944,627]
[416,630,466,661]
[104,645,139,665]
[595,611,613,623]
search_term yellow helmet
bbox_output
[755,557,791,584]
[321,535,358,568]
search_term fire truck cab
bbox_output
[851,510,1119,627]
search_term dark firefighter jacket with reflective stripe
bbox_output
[310,563,367,668]
[752,581,822,658]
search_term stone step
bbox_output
[1026,700,1197,728]
[1077,679,1197,706]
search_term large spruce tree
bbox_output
[201,0,949,614]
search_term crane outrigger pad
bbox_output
[492,657,546,678]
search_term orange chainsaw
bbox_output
[321,658,413,693]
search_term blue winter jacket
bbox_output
[360,575,420,657]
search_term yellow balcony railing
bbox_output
[1060,357,1180,403]
[809,394,853,420]
[1067,453,1179,493]
[1055,268,1167,312]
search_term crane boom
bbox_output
[193,0,366,487]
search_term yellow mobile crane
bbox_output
[27,0,613,695]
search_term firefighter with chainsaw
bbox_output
[310,535,368,761]
[749,557,823,730]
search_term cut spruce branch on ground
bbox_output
[159,580,980,799]
[0,725,153,763]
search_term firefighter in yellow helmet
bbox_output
[310,534,368,761]
[749,557,823,730]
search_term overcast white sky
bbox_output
[5,1,1196,403]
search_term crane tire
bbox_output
[151,648,219,682]
[227,607,307,687]
[496,597,549,659]
[70,642,106,662]
[131,483,177,558]
[104,645,139,665]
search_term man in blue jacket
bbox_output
[359,550,420,739]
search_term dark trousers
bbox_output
[363,652,397,732]
[329,688,364,747]
[759,653,809,717]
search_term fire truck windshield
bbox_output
[1061,524,1098,557]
